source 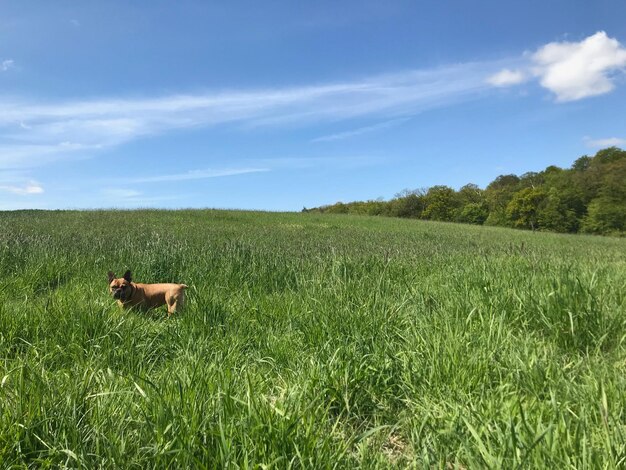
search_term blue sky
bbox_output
[1,1,625,210]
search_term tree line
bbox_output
[304,147,626,236]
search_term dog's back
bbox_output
[137,282,187,312]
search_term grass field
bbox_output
[1,210,625,468]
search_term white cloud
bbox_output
[0,180,43,195]
[94,188,184,208]
[102,188,142,198]
[0,142,100,170]
[0,61,500,171]
[486,69,527,87]
[255,155,382,170]
[487,31,626,102]
[1,31,624,183]
[533,31,626,101]
[126,167,269,184]
[584,136,626,148]
[1,59,14,71]
[89,168,263,208]
[311,117,410,142]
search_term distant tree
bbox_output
[487,174,521,190]
[575,147,626,207]
[455,183,488,224]
[364,200,387,216]
[303,146,624,236]
[385,193,424,218]
[542,167,586,220]
[543,165,562,175]
[537,188,578,233]
[457,183,484,204]
[506,187,547,231]
[422,185,459,221]
[347,200,387,216]
[484,174,520,226]
[324,202,349,214]
[581,154,626,234]
[593,146,626,165]
[394,188,427,199]
[582,198,626,234]
[571,155,591,171]
[457,202,489,225]
[519,171,544,189]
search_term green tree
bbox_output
[383,189,426,218]
[571,155,591,171]
[304,146,625,236]
[422,185,459,221]
[518,171,544,189]
[457,202,489,225]
[385,194,424,218]
[506,187,547,231]
[484,174,520,226]
[540,166,586,227]
[456,183,487,224]
[457,183,484,204]
[593,146,626,165]
[537,188,578,232]
[581,198,626,234]
[581,155,626,234]
[324,202,349,214]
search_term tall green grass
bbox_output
[0,210,625,468]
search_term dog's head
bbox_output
[108,270,133,301]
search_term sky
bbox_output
[1,0,625,210]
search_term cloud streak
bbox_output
[97,192,184,208]
[124,167,269,184]
[1,59,14,71]
[584,136,626,148]
[0,180,44,195]
[7,30,623,178]
[486,69,527,87]
[311,117,410,142]
[102,188,142,198]
[0,61,499,171]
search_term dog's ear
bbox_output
[123,270,132,282]
[108,271,115,283]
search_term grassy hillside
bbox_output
[1,210,625,468]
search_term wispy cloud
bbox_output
[486,69,527,87]
[102,188,142,198]
[584,136,626,148]
[97,188,184,207]
[254,154,382,170]
[488,31,626,101]
[0,60,501,173]
[123,167,269,184]
[0,142,100,170]
[311,117,410,142]
[1,59,15,71]
[0,180,44,195]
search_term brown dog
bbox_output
[108,270,188,316]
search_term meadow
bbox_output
[0,209,625,468]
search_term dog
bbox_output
[108,270,188,316]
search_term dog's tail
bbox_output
[180,284,188,289]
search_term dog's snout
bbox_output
[112,284,130,300]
